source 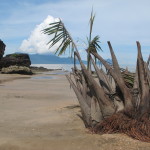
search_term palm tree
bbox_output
[43,10,102,70]
[87,10,102,70]
[43,16,150,142]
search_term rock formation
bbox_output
[0,53,31,69]
[0,40,6,59]
[0,40,33,75]
[1,65,33,75]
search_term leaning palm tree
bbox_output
[43,17,150,142]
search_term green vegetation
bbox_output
[10,53,20,58]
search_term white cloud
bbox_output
[19,15,59,54]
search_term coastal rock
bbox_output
[30,66,62,72]
[0,40,6,59]
[0,53,31,69]
[1,65,33,75]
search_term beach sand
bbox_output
[0,71,149,150]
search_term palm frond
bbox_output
[89,9,96,43]
[88,35,102,53]
[42,19,77,56]
[57,39,71,56]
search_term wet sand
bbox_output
[0,71,150,150]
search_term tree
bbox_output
[87,10,102,70]
[43,18,150,142]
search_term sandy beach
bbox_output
[0,71,150,150]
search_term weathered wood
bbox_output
[72,68,92,107]
[144,62,150,88]
[91,56,112,93]
[66,75,91,126]
[147,55,150,66]
[91,96,103,126]
[91,50,133,111]
[136,42,150,115]
[107,41,121,74]
[74,51,115,118]
[133,66,140,108]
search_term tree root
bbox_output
[92,112,150,142]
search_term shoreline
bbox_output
[0,71,149,150]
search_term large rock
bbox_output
[1,65,33,75]
[0,40,6,59]
[0,53,31,69]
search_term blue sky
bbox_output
[0,0,150,67]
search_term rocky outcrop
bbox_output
[0,41,33,75]
[0,53,31,69]
[0,40,6,59]
[30,66,62,72]
[1,65,33,75]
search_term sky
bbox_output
[0,0,150,67]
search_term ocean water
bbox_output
[31,64,136,72]
[31,64,80,72]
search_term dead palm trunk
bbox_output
[67,41,150,142]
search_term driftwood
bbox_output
[66,41,150,142]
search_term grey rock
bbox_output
[0,40,6,59]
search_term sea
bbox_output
[31,64,136,72]
[31,64,79,72]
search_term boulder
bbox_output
[1,65,33,75]
[0,53,31,69]
[0,40,6,59]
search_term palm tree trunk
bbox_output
[67,42,150,142]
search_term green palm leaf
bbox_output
[89,35,102,53]
[42,20,77,56]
